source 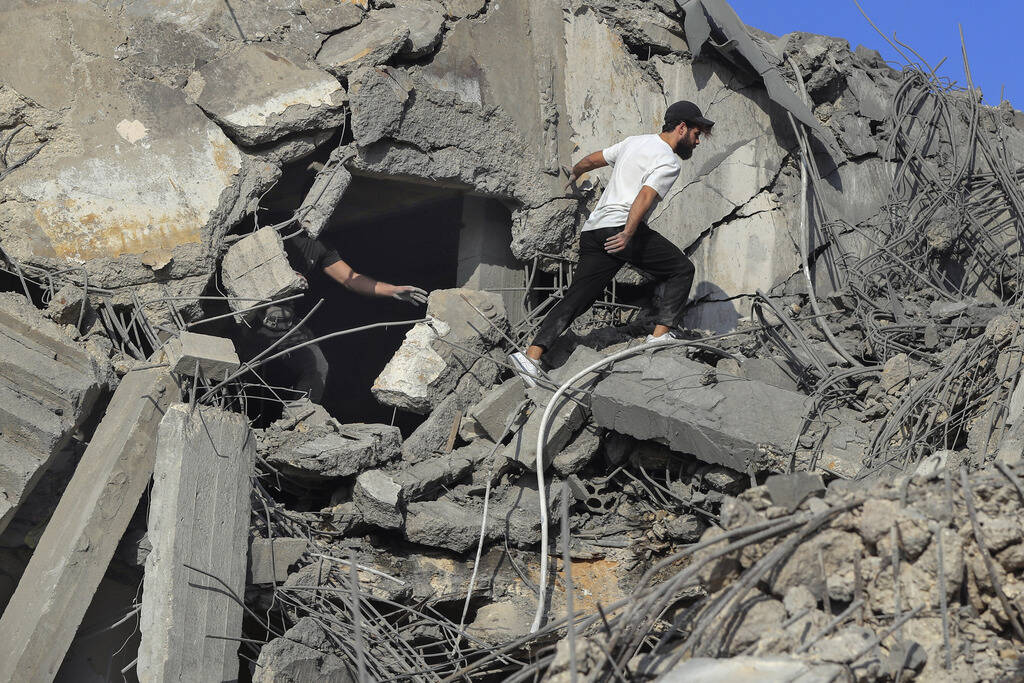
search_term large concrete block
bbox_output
[139,404,255,682]
[160,331,241,379]
[186,45,347,145]
[263,423,402,480]
[462,378,527,443]
[0,293,110,536]
[590,352,812,474]
[0,367,179,682]
[221,226,307,316]
[373,289,507,414]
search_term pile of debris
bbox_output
[2,0,1024,681]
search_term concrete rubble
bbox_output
[2,0,1024,680]
[138,404,255,682]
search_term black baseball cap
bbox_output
[665,101,715,130]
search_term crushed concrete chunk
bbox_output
[405,499,491,553]
[249,538,309,585]
[316,19,410,77]
[462,377,527,442]
[466,600,533,645]
[160,331,240,379]
[187,45,347,145]
[655,656,845,683]
[353,469,404,529]
[298,145,354,237]
[139,404,255,682]
[300,0,366,34]
[552,423,602,476]
[263,423,402,481]
[505,346,605,471]
[221,227,307,317]
[765,472,826,513]
[254,617,353,683]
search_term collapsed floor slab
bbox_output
[590,350,860,475]
[0,367,178,682]
[0,292,110,535]
[138,404,255,682]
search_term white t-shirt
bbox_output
[581,134,681,232]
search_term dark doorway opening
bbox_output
[302,174,464,433]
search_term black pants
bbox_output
[531,224,695,351]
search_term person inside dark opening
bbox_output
[509,100,714,387]
[238,232,427,406]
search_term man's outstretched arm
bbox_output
[604,185,660,254]
[564,150,609,191]
[322,259,427,304]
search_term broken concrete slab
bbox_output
[263,423,402,480]
[404,498,493,553]
[249,537,310,585]
[552,424,602,476]
[591,352,837,474]
[401,353,501,460]
[300,0,366,34]
[390,1,446,58]
[353,469,404,530]
[254,617,353,683]
[138,404,255,682]
[461,378,526,443]
[160,331,241,379]
[44,283,92,327]
[299,146,355,237]
[393,453,474,502]
[373,289,507,414]
[186,45,347,146]
[221,226,307,317]
[316,19,409,78]
[0,293,110,536]
[0,367,179,682]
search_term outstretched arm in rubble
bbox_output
[322,260,428,305]
[564,150,609,192]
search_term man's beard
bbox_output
[674,141,695,160]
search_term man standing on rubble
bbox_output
[510,101,713,385]
[242,233,427,405]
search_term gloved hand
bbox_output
[391,285,428,305]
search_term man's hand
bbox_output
[563,166,580,194]
[604,229,634,254]
[390,285,428,305]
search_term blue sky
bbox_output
[729,0,1020,107]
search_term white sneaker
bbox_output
[645,332,678,346]
[509,351,542,388]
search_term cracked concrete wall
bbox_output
[3,0,1024,333]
